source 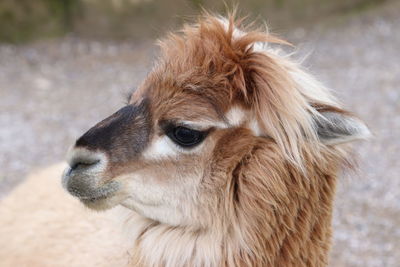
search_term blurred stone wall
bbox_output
[0,0,77,42]
[0,0,387,43]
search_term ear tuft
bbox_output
[315,111,371,145]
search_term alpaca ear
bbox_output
[315,111,371,145]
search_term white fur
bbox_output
[178,120,227,130]
[218,17,269,55]
[142,136,178,160]
[135,221,223,267]
[119,169,200,226]
[248,119,262,136]
[225,106,247,126]
[347,118,372,141]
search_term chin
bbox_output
[120,198,185,226]
[79,193,127,211]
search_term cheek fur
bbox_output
[120,161,205,226]
[142,136,178,160]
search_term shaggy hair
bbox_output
[149,14,340,170]
[125,14,362,266]
[0,13,369,267]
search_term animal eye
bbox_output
[167,126,205,148]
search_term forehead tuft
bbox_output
[157,93,223,123]
[132,13,342,171]
[137,14,285,113]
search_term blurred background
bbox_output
[0,0,398,266]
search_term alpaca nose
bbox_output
[70,158,99,172]
[64,154,101,178]
[64,147,106,178]
[62,148,110,198]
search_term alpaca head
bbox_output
[62,15,369,229]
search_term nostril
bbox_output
[65,147,106,175]
[70,160,100,171]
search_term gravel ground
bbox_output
[0,1,399,266]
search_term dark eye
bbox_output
[167,126,205,148]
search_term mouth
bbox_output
[81,194,109,202]
[79,194,116,210]
[62,168,123,210]
[78,191,112,203]
[62,148,126,210]
[75,184,126,211]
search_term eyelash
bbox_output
[162,123,209,148]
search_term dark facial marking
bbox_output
[75,99,151,163]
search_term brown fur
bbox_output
[0,13,368,267]
[127,129,344,266]
[138,14,327,169]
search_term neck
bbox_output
[125,173,337,267]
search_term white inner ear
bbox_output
[318,113,371,145]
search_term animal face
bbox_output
[62,16,369,228]
[62,86,257,226]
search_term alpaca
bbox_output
[0,15,370,267]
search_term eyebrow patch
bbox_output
[225,106,247,127]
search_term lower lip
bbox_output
[81,195,109,203]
